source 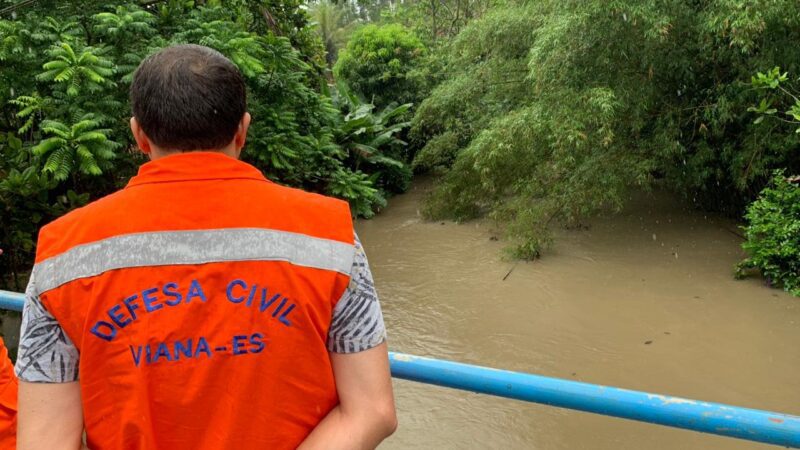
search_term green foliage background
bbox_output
[737,171,800,296]
[410,0,800,261]
[0,0,413,290]
[334,23,427,109]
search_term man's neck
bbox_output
[149,147,240,161]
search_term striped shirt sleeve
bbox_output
[326,233,387,353]
[15,273,80,383]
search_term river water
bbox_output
[356,180,800,450]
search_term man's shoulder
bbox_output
[35,179,355,260]
[264,181,353,221]
[41,187,129,233]
[36,188,130,261]
[268,181,350,211]
[243,180,355,244]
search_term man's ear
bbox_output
[130,117,152,155]
[234,112,251,153]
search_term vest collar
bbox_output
[126,151,267,187]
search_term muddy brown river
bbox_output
[356,180,800,449]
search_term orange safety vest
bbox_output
[0,337,17,450]
[32,152,355,449]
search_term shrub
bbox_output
[737,171,800,296]
[331,82,414,195]
[333,24,426,109]
[412,130,459,172]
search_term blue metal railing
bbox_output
[0,291,22,314]
[2,289,799,447]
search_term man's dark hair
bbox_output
[130,44,247,151]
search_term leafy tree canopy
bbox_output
[413,0,800,259]
[334,23,427,109]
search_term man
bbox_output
[15,44,396,450]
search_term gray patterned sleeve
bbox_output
[327,233,387,353]
[15,273,80,383]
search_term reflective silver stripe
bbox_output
[32,228,355,295]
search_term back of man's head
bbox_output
[130,44,246,152]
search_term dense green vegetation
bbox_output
[0,0,412,290]
[737,171,800,296]
[334,23,427,109]
[409,1,800,266]
[307,0,358,68]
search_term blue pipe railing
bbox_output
[0,290,23,313]
[2,289,799,447]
